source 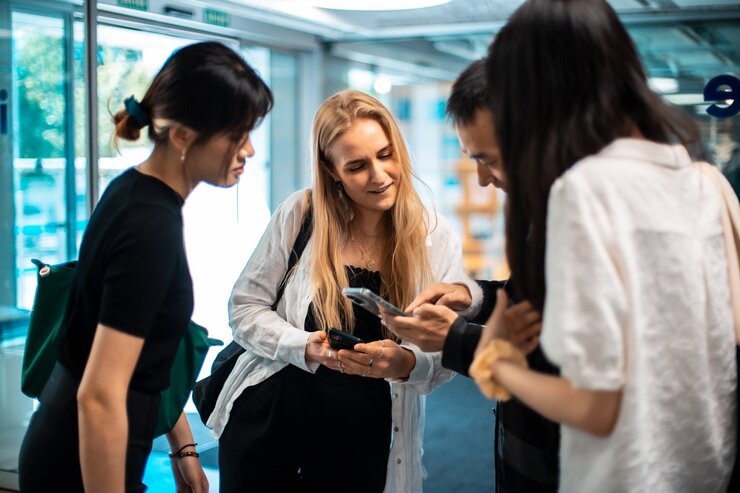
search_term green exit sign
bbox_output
[204,8,230,28]
[117,0,148,11]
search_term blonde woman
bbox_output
[209,90,480,493]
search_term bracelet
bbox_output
[170,451,200,459]
[469,339,528,401]
[168,443,198,459]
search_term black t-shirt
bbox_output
[57,168,193,394]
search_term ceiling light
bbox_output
[348,68,374,91]
[306,0,452,11]
[373,76,392,94]
[648,77,678,94]
[663,93,705,106]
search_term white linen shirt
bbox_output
[208,189,482,493]
[541,139,737,493]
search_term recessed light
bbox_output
[306,0,452,11]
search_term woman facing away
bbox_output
[19,41,273,493]
[472,0,737,492]
[208,89,481,493]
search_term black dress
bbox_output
[219,266,392,493]
[19,168,193,493]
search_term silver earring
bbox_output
[180,150,186,162]
[335,181,354,221]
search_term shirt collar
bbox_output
[596,138,692,169]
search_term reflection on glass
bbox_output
[3,10,83,487]
[95,26,191,192]
[13,12,70,309]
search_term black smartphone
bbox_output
[327,327,364,350]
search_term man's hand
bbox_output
[477,290,542,357]
[382,304,459,352]
[405,282,472,313]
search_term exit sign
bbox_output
[204,8,230,28]
[117,0,148,11]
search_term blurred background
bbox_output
[0,0,737,490]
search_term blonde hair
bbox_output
[309,90,433,336]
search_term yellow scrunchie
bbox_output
[469,339,528,401]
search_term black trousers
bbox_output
[219,364,392,493]
[18,363,160,493]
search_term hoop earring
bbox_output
[335,181,354,222]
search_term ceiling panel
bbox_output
[226,0,657,33]
[671,0,740,6]
[218,0,739,109]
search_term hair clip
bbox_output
[124,95,152,127]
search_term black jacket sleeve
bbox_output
[441,316,482,377]
[470,279,509,324]
[442,278,518,376]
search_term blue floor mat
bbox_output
[143,451,220,492]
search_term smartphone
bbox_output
[342,287,406,317]
[327,327,364,350]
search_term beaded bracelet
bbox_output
[168,443,199,459]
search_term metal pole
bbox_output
[85,0,99,214]
[63,13,77,259]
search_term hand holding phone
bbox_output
[342,287,406,317]
[327,327,364,350]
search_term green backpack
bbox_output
[21,259,222,436]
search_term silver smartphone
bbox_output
[342,287,406,317]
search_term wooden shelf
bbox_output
[454,155,499,277]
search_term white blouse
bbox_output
[208,189,482,493]
[541,139,737,493]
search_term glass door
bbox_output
[0,2,83,490]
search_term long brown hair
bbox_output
[486,0,700,309]
[310,90,432,335]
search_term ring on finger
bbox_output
[368,356,374,367]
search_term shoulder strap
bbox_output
[695,162,740,343]
[270,194,314,311]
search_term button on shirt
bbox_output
[541,139,737,492]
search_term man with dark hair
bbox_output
[384,58,560,492]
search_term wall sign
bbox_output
[704,74,739,118]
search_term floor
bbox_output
[144,373,495,492]
[1,371,495,492]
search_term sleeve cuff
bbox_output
[277,329,314,372]
[456,279,484,320]
[388,344,432,385]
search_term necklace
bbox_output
[351,232,378,271]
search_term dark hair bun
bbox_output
[112,109,143,141]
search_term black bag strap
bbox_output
[205,195,314,374]
[270,195,313,312]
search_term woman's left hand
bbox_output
[338,339,416,379]
[170,456,209,493]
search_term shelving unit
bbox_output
[454,157,499,277]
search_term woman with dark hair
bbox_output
[473,0,736,491]
[19,41,273,493]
